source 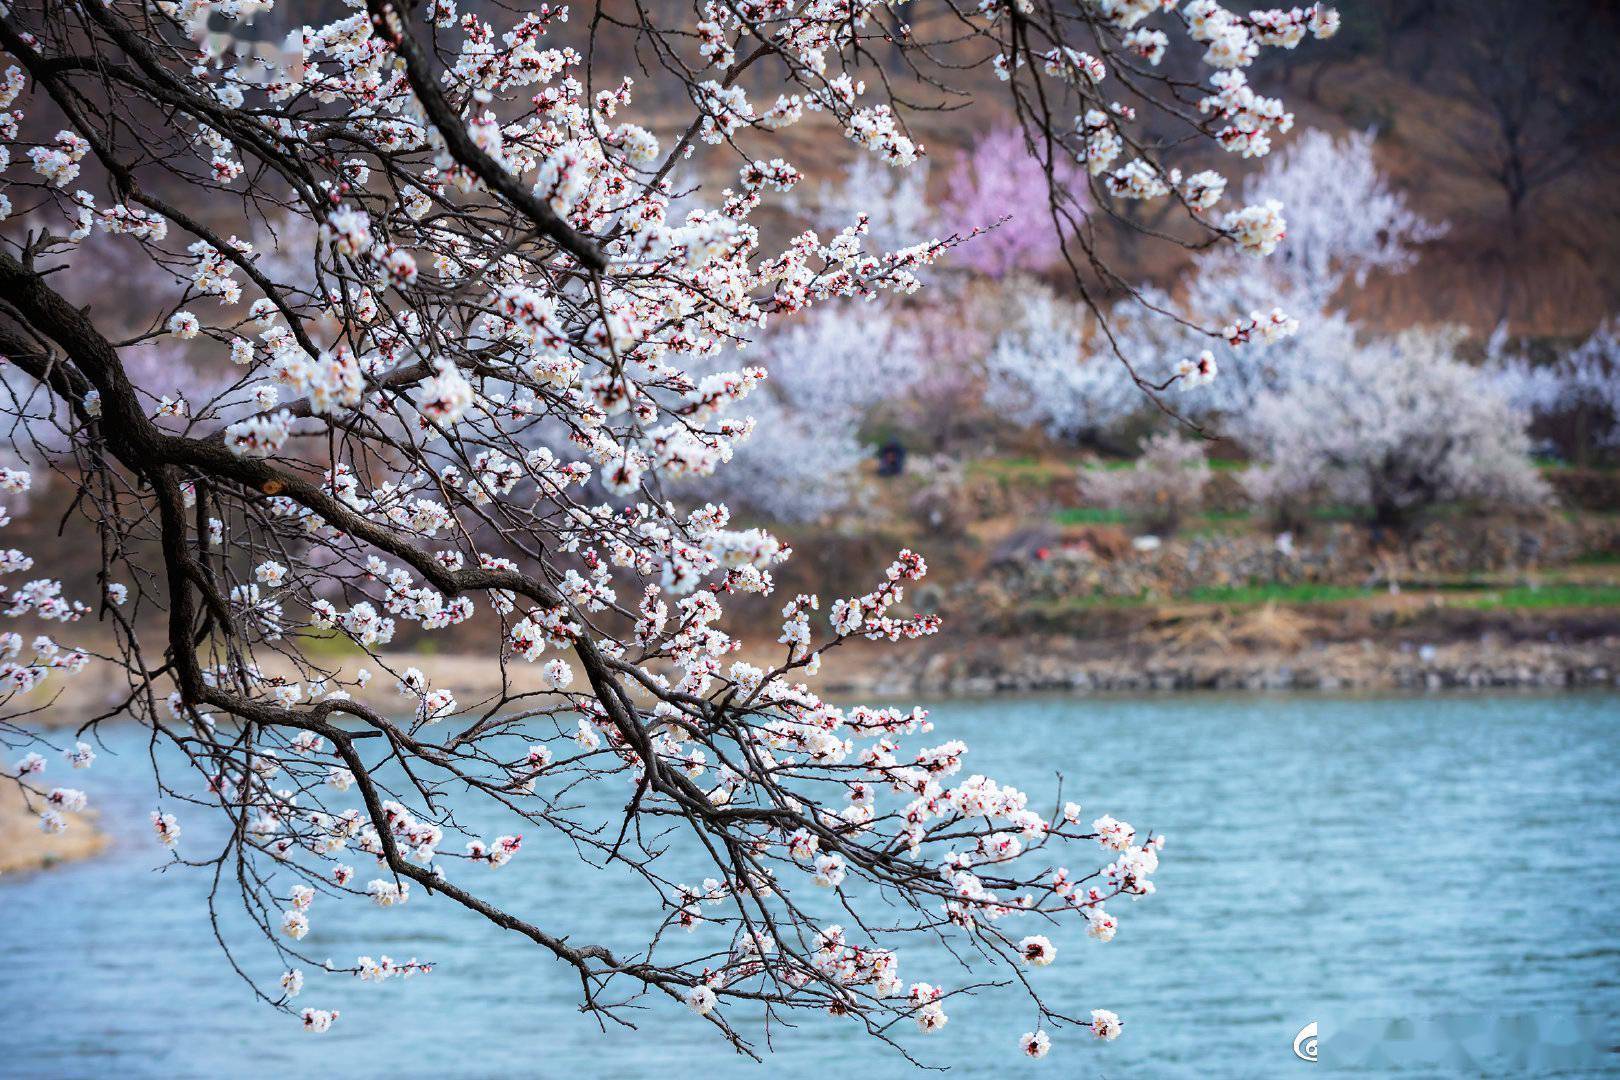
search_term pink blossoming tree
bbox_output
[941,127,1084,280]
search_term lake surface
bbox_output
[3,692,1619,1078]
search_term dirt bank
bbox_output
[0,783,108,876]
[325,625,1620,703]
[18,603,1619,726]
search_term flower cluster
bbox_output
[0,0,1346,1060]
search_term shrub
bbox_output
[1080,433,1211,535]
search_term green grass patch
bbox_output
[1181,583,1378,605]
[1053,507,1254,528]
[1307,504,1374,522]
[1031,580,1620,612]
[1534,458,1619,473]
[1453,584,1620,610]
[1053,506,1131,525]
[1053,502,1369,526]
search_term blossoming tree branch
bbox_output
[0,0,1334,1059]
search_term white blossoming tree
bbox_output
[1487,320,1620,463]
[1241,328,1550,530]
[696,302,922,522]
[981,281,1150,447]
[0,0,1342,1060]
[1160,127,1442,418]
[983,127,1442,437]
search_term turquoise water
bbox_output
[3,692,1619,1078]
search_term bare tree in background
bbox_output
[1433,0,1620,315]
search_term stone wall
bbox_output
[816,635,1620,698]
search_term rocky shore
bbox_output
[813,636,1620,698]
[21,609,1619,728]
